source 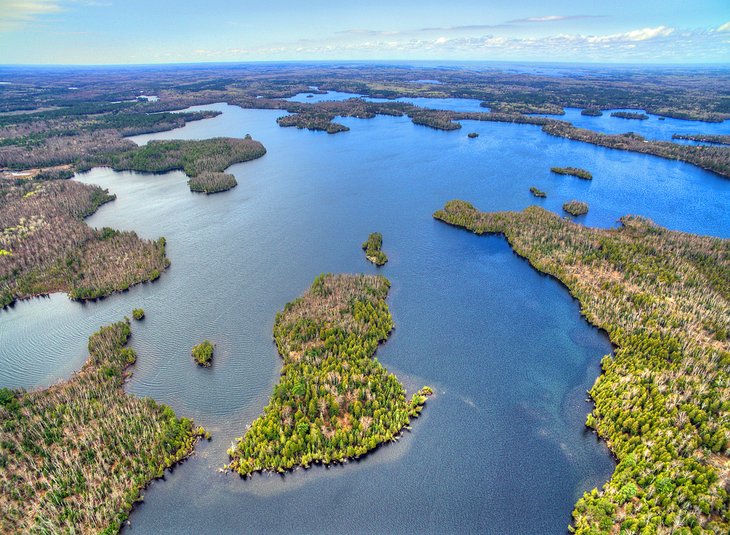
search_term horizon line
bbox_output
[1,58,729,69]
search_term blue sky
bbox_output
[0,0,728,64]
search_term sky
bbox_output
[0,0,728,65]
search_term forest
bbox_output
[0,104,219,170]
[433,200,729,534]
[0,319,203,533]
[227,273,431,475]
[0,179,168,308]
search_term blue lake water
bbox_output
[2,102,729,533]
[541,108,730,142]
[285,91,489,113]
[286,92,729,141]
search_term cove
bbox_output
[1,103,729,533]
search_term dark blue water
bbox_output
[285,93,728,142]
[285,91,489,112]
[2,102,729,533]
[539,108,730,142]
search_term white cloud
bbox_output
[183,24,726,63]
[717,21,730,32]
[0,0,61,28]
[0,0,63,29]
[0,0,109,30]
[508,15,607,24]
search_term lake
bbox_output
[286,91,729,142]
[2,101,729,533]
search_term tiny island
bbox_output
[362,232,388,266]
[610,111,649,120]
[530,186,547,198]
[467,132,479,138]
[132,308,145,320]
[550,166,593,180]
[581,108,603,117]
[192,340,214,367]
[562,200,589,216]
[227,273,431,476]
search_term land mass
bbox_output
[1,65,729,179]
[81,136,266,194]
[227,273,430,475]
[0,179,168,308]
[672,134,730,146]
[0,319,203,533]
[434,200,729,534]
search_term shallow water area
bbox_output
[2,101,729,533]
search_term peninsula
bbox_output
[0,319,203,533]
[433,200,729,533]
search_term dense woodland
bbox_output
[228,274,431,475]
[0,179,168,307]
[434,200,729,534]
[0,104,219,171]
[0,319,203,532]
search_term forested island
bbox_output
[362,232,388,266]
[433,200,729,533]
[562,200,589,216]
[227,273,431,475]
[81,136,266,193]
[192,340,214,367]
[0,319,204,533]
[610,111,650,120]
[0,179,168,308]
[530,186,547,198]
[551,166,593,180]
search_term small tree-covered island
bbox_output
[563,200,589,216]
[192,340,215,367]
[530,186,547,198]
[433,200,729,533]
[362,232,388,266]
[227,273,431,476]
[0,319,204,533]
[551,166,593,180]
